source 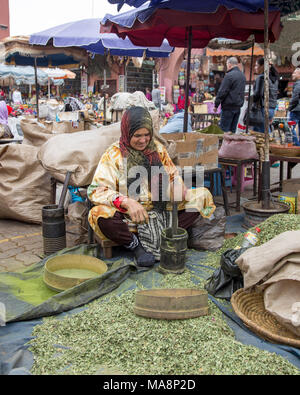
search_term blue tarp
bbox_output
[159,111,192,134]
[1,214,299,375]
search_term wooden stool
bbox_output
[94,233,120,259]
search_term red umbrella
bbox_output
[101,6,281,133]
[101,6,281,48]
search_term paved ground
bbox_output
[1,162,299,273]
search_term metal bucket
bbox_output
[158,227,188,274]
[42,204,66,256]
[242,201,290,229]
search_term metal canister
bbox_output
[158,227,188,274]
[42,204,66,256]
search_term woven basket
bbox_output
[231,289,300,348]
[269,144,300,157]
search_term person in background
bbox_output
[214,57,246,133]
[192,88,205,104]
[151,84,161,110]
[214,74,222,96]
[12,87,23,105]
[0,95,13,138]
[98,92,112,123]
[288,67,300,139]
[145,87,152,101]
[177,87,191,112]
[252,57,279,133]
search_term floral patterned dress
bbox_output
[87,139,216,240]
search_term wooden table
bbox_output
[270,154,300,192]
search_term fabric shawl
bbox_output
[120,106,169,210]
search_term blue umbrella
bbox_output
[0,64,49,85]
[107,0,300,15]
[29,18,173,58]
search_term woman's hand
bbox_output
[121,197,149,224]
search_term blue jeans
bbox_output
[289,111,300,145]
[220,109,240,132]
[253,108,275,133]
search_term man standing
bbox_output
[214,57,246,133]
[151,84,161,110]
[288,67,300,138]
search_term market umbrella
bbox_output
[29,18,173,123]
[29,18,173,58]
[107,0,300,15]
[0,35,88,118]
[0,64,49,85]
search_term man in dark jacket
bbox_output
[288,68,300,138]
[214,57,246,133]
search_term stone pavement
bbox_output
[0,219,87,273]
[1,163,299,274]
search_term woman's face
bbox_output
[130,128,151,151]
[255,62,263,74]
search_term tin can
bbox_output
[278,193,297,214]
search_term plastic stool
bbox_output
[231,164,254,193]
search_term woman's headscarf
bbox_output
[120,106,168,211]
[0,99,8,125]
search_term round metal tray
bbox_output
[43,254,108,292]
[134,288,209,320]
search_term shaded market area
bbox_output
[1,0,300,377]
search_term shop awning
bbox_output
[206,45,264,57]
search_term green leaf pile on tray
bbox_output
[28,267,299,375]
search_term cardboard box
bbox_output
[193,104,208,114]
[161,132,218,169]
[42,120,85,134]
[274,110,287,118]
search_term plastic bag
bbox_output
[205,248,246,300]
[187,207,226,251]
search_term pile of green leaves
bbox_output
[205,214,300,269]
[28,269,299,375]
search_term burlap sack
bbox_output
[37,110,171,187]
[218,133,258,160]
[20,118,54,147]
[37,129,119,187]
[0,144,52,224]
[236,231,300,336]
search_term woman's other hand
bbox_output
[121,197,149,224]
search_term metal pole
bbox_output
[246,39,255,134]
[262,0,270,209]
[183,26,192,133]
[34,57,39,120]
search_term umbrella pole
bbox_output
[48,77,51,100]
[262,0,270,209]
[34,57,39,120]
[246,39,255,134]
[183,26,192,133]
